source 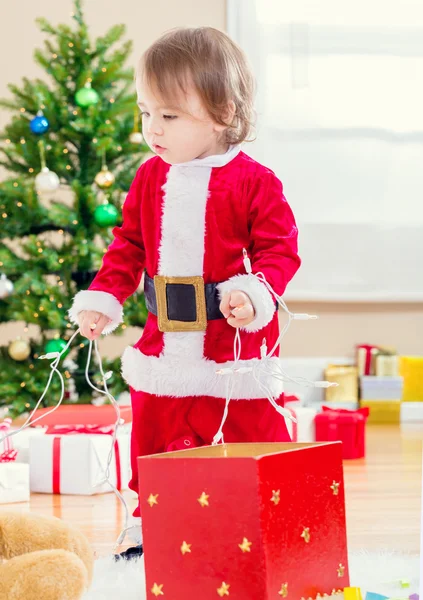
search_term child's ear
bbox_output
[213,101,236,133]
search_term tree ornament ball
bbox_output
[35,167,60,193]
[8,339,31,361]
[129,131,143,144]
[75,85,99,108]
[30,114,50,135]
[0,273,14,299]
[94,203,119,227]
[45,338,68,356]
[94,166,115,189]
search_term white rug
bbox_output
[83,551,420,599]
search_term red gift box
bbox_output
[29,404,132,427]
[315,406,369,459]
[138,442,349,600]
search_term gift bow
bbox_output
[322,405,370,419]
[45,424,116,435]
[0,418,17,462]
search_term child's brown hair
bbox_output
[139,27,255,145]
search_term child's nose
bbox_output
[147,117,164,136]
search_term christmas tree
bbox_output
[0,0,148,417]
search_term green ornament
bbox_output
[45,338,68,357]
[75,83,99,108]
[94,203,119,227]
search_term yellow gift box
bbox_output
[399,356,423,402]
[325,365,358,403]
[360,400,401,424]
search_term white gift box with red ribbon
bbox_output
[285,402,317,442]
[0,418,30,504]
[29,425,131,495]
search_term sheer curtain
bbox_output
[228,0,423,301]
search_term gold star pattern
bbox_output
[217,582,230,597]
[271,489,281,505]
[198,492,210,507]
[238,537,252,553]
[147,493,159,508]
[301,527,310,543]
[181,541,192,555]
[337,563,345,578]
[151,582,164,597]
[331,481,340,496]
[278,583,288,597]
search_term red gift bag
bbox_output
[315,406,369,459]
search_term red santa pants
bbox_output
[128,389,291,516]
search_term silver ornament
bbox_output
[35,167,60,193]
[0,273,14,299]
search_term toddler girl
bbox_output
[69,26,301,559]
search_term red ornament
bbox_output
[139,442,349,599]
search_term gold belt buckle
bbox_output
[154,275,207,333]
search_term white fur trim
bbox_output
[175,145,241,168]
[217,274,276,333]
[158,165,211,277]
[158,163,211,362]
[121,346,283,400]
[68,290,123,335]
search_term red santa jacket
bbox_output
[69,146,301,400]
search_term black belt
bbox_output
[144,272,224,333]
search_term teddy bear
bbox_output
[0,511,94,600]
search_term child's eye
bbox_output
[140,111,150,118]
[163,115,177,120]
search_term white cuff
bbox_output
[68,290,123,335]
[217,274,276,332]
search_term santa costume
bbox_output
[69,145,301,514]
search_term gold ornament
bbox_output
[278,583,289,598]
[8,338,31,361]
[217,582,230,597]
[331,481,340,496]
[337,563,345,578]
[271,490,281,506]
[94,165,115,189]
[147,493,159,508]
[238,537,252,553]
[301,527,310,543]
[180,541,192,555]
[151,582,164,597]
[198,492,210,507]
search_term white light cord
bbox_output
[0,329,135,553]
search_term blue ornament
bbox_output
[30,113,50,135]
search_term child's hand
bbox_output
[219,291,255,328]
[78,310,111,341]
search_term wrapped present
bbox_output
[0,462,30,504]
[29,404,132,427]
[401,402,423,423]
[360,376,403,401]
[325,365,358,403]
[360,400,401,424]
[400,357,423,402]
[375,354,399,377]
[0,419,30,504]
[315,406,368,459]
[29,425,130,495]
[10,426,46,463]
[139,442,349,600]
[357,345,379,376]
[285,405,316,442]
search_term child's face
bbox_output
[136,76,228,164]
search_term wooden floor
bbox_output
[10,424,423,558]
